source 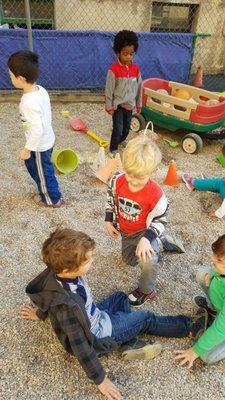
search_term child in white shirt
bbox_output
[7,50,62,207]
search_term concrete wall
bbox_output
[54,0,150,32]
[54,0,225,74]
[192,0,225,73]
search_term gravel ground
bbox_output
[1,101,225,400]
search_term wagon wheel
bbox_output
[182,133,203,154]
[130,114,146,132]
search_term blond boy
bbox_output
[105,135,184,306]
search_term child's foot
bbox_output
[182,173,194,191]
[194,295,217,319]
[119,140,128,149]
[108,150,118,158]
[128,287,157,307]
[34,196,64,208]
[122,342,162,361]
[188,315,208,340]
[161,234,185,253]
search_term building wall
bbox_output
[54,0,225,74]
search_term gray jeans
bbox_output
[195,266,225,364]
[121,230,160,293]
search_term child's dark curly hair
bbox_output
[113,30,139,53]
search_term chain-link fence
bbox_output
[0,0,225,91]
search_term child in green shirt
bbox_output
[176,234,225,367]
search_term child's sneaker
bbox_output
[161,234,185,253]
[122,342,162,361]
[128,287,157,307]
[182,173,194,191]
[188,315,207,340]
[107,150,118,158]
[119,140,128,149]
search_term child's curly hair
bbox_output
[42,229,95,274]
[212,234,225,257]
[113,30,139,53]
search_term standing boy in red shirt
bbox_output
[105,30,142,156]
[105,135,184,306]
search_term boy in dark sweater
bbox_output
[20,229,197,399]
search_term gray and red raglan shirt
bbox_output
[105,59,142,112]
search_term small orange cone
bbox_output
[193,66,203,88]
[95,153,122,183]
[163,160,180,187]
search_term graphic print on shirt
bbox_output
[20,113,29,133]
[118,196,142,221]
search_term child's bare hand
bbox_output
[98,377,123,400]
[136,237,154,263]
[20,304,40,320]
[174,347,199,369]
[208,210,217,218]
[19,148,31,160]
[106,110,114,116]
[136,106,141,115]
[105,222,119,238]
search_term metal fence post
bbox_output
[24,0,33,51]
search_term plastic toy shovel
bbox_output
[70,118,109,148]
[163,138,179,148]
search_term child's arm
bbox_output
[105,70,116,114]
[58,307,123,398]
[105,174,120,237]
[144,192,168,242]
[211,199,225,218]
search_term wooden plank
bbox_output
[0,91,105,103]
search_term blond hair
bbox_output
[123,135,162,176]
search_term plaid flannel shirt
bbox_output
[26,268,118,385]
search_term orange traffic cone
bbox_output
[193,66,203,88]
[95,153,122,183]
[163,160,180,187]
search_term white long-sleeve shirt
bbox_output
[19,85,55,152]
[215,199,225,218]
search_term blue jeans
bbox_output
[110,106,133,151]
[25,148,62,205]
[98,292,192,344]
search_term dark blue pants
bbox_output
[110,106,133,151]
[25,148,62,205]
[98,292,192,343]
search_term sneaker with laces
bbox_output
[161,234,185,253]
[182,173,194,191]
[194,296,217,321]
[188,315,207,340]
[128,287,157,307]
[122,342,162,361]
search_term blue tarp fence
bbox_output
[0,30,193,90]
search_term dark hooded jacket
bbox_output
[26,268,119,385]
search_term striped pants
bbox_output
[25,148,62,205]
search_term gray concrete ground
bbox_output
[1,101,225,399]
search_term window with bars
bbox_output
[0,0,54,29]
[151,2,199,32]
